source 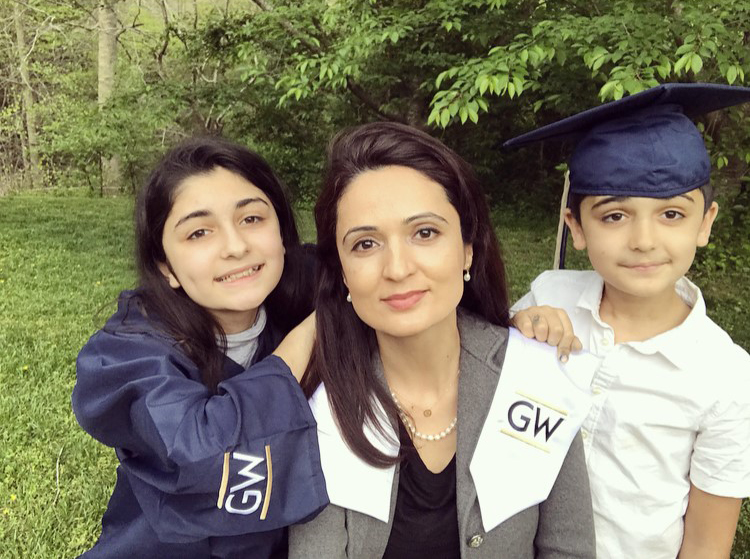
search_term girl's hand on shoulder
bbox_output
[512,305,582,363]
[273,312,316,382]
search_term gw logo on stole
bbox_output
[501,392,567,453]
[216,445,274,519]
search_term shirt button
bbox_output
[467,534,484,548]
[592,388,602,395]
[581,430,588,439]
[601,338,610,346]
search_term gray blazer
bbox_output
[290,312,595,559]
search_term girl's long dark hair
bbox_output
[134,137,310,393]
[301,122,510,467]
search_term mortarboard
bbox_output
[503,82,750,267]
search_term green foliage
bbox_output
[692,184,750,349]
[429,0,750,124]
[736,499,750,559]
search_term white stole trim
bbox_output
[470,329,596,532]
[309,384,398,522]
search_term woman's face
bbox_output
[336,165,472,339]
[159,166,285,334]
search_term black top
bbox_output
[382,421,460,559]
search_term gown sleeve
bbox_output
[72,328,328,543]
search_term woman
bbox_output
[72,138,327,558]
[291,122,595,558]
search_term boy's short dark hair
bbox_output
[568,182,715,223]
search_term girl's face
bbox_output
[336,165,472,339]
[159,166,285,334]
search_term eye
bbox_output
[352,238,378,252]
[187,229,208,240]
[415,227,439,240]
[242,215,263,225]
[602,212,625,223]
[662,210,685,220]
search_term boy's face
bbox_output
[564,188,718,302]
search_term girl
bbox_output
[290,122,595,558]
[73,138,327,559]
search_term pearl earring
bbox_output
[346,292,352,303]
[463,270,471,282]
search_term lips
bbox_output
[382,290,426,310]
[215,264,263,283]
[622,262,665,271]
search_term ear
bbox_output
[158,261,181,289]
[463,243,474,271]
[696,201,719,247]
[564,209,587,251]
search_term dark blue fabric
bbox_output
[503,83,750,198]
[72,292,328,558]
[569,104,710,198]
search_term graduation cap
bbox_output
[502,82,750,268]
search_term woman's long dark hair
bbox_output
[302,122,510,467]
[133,137,310,393]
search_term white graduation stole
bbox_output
[309,385,398,522]
[469,328,596,531]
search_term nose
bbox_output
[382,240,415,281]
[628,217,656,252]
[220,225,250,259]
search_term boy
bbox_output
[506,83,750,559]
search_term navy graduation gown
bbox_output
[72,292,328,558]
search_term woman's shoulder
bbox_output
[456,309,509,366]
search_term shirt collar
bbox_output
[575,272,606,316]
[627,277,705,369]
[575,274,707,370]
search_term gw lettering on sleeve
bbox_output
[216,445,274,518]
[501,391,567,452]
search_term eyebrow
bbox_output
[174,197,269,229]
[341,212,449,243]
[590,193,694,210]
[405,212,449,225]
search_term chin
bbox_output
[367,309,457,339]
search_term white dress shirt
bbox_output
[512,270,750,559]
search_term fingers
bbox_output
[513,307,554,343]
[512,305,582,362]
[511,309,544,341]
[552,309,576,363]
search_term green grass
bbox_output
[1,192,747,557]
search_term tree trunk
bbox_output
[13,1,42,188]
[98,0,120,192]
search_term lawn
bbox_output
[0,192,747,557]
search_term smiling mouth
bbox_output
[382,290,427,310]
[622,262,665,271]
[216,265,263,283]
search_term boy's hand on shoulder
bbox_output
[512,305,582,363]
[273,312,316,382]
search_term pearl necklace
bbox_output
[391,391,458,442]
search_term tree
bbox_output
[12,0,42,188]
[97,0,121,191]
